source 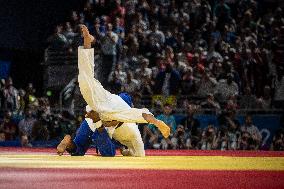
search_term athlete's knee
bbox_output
[135,151,145,157]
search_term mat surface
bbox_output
[0,148,284,189]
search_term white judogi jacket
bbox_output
[78,47,152,123]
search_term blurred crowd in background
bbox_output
[1,0,284,150]
[0,78,82,147]
[47,0,284,110]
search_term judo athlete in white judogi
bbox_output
[57,93,145,157]
[77,25,170,138]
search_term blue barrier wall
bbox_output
[175,114,282,145]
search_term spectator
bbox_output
[225,95,239,111]
[122,71,140,94]
[180,66,195,95]
[18,109,36,147]
[38,97,51,116]
[214,0,231,27]
[108,63,127,84]
[135,58,152,79]
[108,72,123,94]
[44,114,62,141]
[200,93,221,112]
[0,79,5,110]
[3,78,19,111]
[154,64,181,95]
[100,23,119,86]
[256,86,272,109]
[146,104,177,149]
[273,69,284,109]
[63,22,76,47]
[113,17,125,48]
[24,83,38,109]
[31,120,49,141]
[117,45,130,69]
[0,111,17,141]
[271,129,284,151]
[201,124,217,150]
[139,76,153,96]
[180,104,201,149]
[171,125,189,149]
[147,22,165,46]
[227,114,241,150]
[69,11,80,27]
[239,131,250,150]
[239,87,257,109]
[82,1,95,26]
[215,73,239,103]
[18,89,26,114]
[240,114,262,150]
[58,111,77,139]
[90,17,106,38]
[196,71,217,98]
[218,109,241,150]
[47,25,69,50]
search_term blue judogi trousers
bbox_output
[71,120,116,156]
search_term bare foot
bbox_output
[155,120,170,138]
[142,113,170,138]
[80,25,95,48]
[57,135,72,156]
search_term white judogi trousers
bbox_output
[78,47,152,123]
[111,123,145,157]
[87,119,145,157]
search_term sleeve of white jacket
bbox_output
[78,47,152,123]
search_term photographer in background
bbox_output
[18,109,36,147]
[171,125,189,149]
[0,111,18,141]
[181,104,201,149]
[200,124,218,150]
[271,129,284,151]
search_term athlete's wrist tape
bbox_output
[94,120,103,129]
[85,118,102,132]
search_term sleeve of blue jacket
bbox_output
[72,119,116,157]
[92,128,116,157]
[72,120,93,156]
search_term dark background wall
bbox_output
[0,0,85,49]
[0,0,85,94]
